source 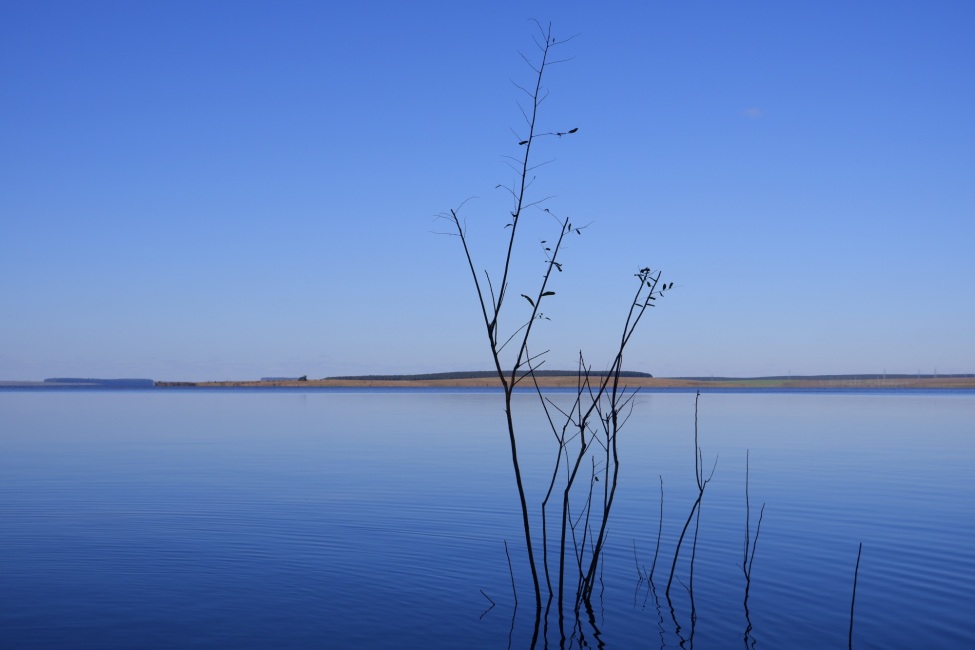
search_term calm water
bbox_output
[1,388,973,648]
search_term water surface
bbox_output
[1,388,973,648]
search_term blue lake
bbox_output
[1,388,973,648]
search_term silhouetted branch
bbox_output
[447,20,670,620]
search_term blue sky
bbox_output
[2,1,973,381]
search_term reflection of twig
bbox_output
[582,596,606,650]
[667,583,686,648]
[634,540,644,582]
[849,542,863,650]
[505,540,518,608]
[479,590,496,620]
[645,579,665,650]
[480,589,495,606]
[688,496,703,644]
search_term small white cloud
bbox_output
[742,108,765,119]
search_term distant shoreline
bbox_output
[5,374,973,390]
[153,376,975,389]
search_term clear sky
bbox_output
[2,1,973,381]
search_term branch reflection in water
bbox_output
[474,393,871,648]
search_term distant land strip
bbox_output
[3,373,973,389]
[151,372,975,389]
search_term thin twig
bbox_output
[650,475,663,582]
[849,542,863,650]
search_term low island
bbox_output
[154,371,975,389]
